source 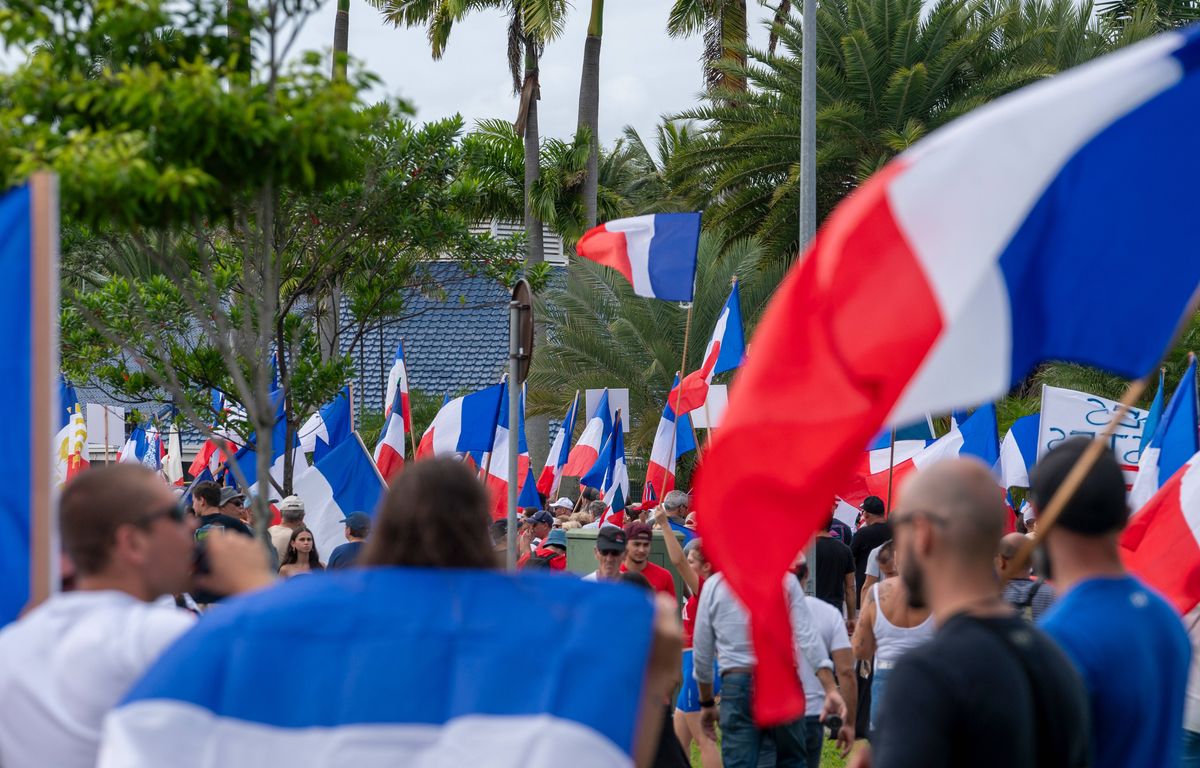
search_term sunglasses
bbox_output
[597,549,624,557]
[136,500,187,527]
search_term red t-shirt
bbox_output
[681,575,707,648]
[621,561,677,600]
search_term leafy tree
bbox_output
[668,0,750,92]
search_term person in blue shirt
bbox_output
[1031,437,1191,768]
[327,511,370,569]
[661,490,696,545]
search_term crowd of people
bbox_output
[0,436,1196,767]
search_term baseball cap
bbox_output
[861,496,886,516]
[526,509,555,526]
[596,527,627,553]
[550,497,575,511]
[218,487,246,507]
[623,521,652,542]
[279,495,305,514]
[340,511,372,533]
[544,528,568,550]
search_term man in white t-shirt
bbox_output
[796,555,856,767]
[0,464,271,768]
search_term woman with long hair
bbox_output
[278,526,324,577]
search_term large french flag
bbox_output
[383,342,412,431]
[292,437,387,559]
[580,421,630,520]
[839,419,934,506]
[299,386,352,462]
[98,570,656,768]
[537,392,580,497]
[694,27,1200,725]
[1121,450,1200,615]
[563,389,613,478]
[670,280,746,415]
[1128,357,1198,512]
[415,383,504,459]
[644,375,697,501]
[576,213,701,302]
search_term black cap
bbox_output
[596,526,627,554]
[1030,437,1128,536]
[526,509,554,526]
[861,496,886,516]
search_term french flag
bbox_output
[415,383,504,459]
[374,382,409,481]
[98,570,657,768]
[670,280,746,415]
[227,390,308,493]
[644,375,697,501]
[840,420,933,506]
[484,382,540,520]
[1128,357,1198,512]
[576,213,701,302]
[383,342,412,432]
[999,413,1040,489]
[292,436,388,559]
[299,386,352,462]
[537,392,580,497]
[694,27,1200,724]
[1139,369,1167,456]
[563,389,613,478]
[1122,449,1200,615]
[118,424,162,471]
[580,418,630,522]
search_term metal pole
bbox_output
[506,299,521,571]
[800,0,818,596]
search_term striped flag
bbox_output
[537,392,580,497]
[576,213,701,302]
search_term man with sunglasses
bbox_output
[583,527,627,581]
[851,458,1088,768]
[0,464,272,768]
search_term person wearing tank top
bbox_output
[851,577,935,733]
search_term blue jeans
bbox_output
[718,672,809,768]
[870,665,892,733]
[1183,729,1200,768]
[804,716,823,768]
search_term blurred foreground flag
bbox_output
[99,570,655,768]
[576,213,701,301]
[1122,452,1200,614]
[695,28,1200,725]
[0,176,60,628]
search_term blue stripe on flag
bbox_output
[314,437,386,519]
[645,213,701,302]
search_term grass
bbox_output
[688,735,851,767]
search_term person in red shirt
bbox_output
[620,521,677,600]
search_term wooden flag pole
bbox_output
[664,301,694,488]
[885,427,898,512]
[1011,375,1151,573]
[30,171,59,612]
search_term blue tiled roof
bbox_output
[342,263,515,415]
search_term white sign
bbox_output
[585,388,630,432]
[689,385,728,429]
[86,404,126,448]
[1037,385,1147,479]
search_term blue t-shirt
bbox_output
[667,518,696,546]
[326,541,365,570]
[1040,575,1191,768]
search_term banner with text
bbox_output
[1037,384,1148,488]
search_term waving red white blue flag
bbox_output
[695,27,1200,725]
[576,213,701,301]
[415,383,504,460]
[1122,451,1200,614]
[538,392,580,497]
[1128,357,1198,512]
[670,280,746,415]
[563,389,613,478]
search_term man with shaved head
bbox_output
[850,458,1088,768]
[996,532,1055,621]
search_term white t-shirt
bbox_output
[0,590,195,768]
[800,595,851,717]
[865,544,885,579]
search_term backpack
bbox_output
[524,547,567,571]
[1015,578,1045,622]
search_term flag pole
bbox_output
[30,171,59,613]
[665,303,694,479]
[1012,375,1151,573]
[885,426,898,513]
[401,338,419,461]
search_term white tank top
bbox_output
[873,582,935,663]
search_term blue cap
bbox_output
[544,528,568,549]
[526,509,555,526]
[339,511,372,533]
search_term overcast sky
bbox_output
[295,1,778,145]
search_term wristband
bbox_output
[699,698,716,709]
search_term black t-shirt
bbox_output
[851,521,891,595]
[814,535,855,611]
[873,613,1090,768]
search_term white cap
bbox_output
[551,497,575,510]
[280,495,305,514]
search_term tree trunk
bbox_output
[720,0,748,93]
[523,36,550,469]
[332,0,350,81]
[769,0,792,57]
[576,0,604,230]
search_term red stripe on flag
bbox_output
[1121,465,1200,615]
[576,225,635,286]
[693,161,945,725]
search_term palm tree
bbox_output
[673,0,1109,263]
[668,0,749,92]
[527,233,783,486]
[576,0,604,229]
[332,0,350,81]
[616,121,707,214]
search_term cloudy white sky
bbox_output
[295,1,778,144]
